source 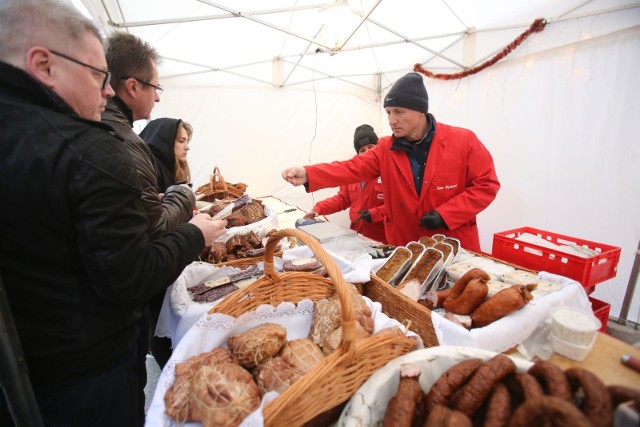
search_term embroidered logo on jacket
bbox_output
[436,184,458,190]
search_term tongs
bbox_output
[210,194,251,220]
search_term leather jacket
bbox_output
[102,98,195,240]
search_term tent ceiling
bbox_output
[85,0,639,93]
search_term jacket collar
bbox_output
[105,96,135,127]
[0,60,121,136]
[0,60,78,118]
[390,113,437,152]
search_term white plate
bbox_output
[338,346,532,427]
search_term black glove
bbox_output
[420,210,446,229]
[357,210,372,222]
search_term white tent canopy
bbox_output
[78,0,640,324]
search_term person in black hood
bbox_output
[140,118,193,192]
[139,117,194,369]
[0,1,227,425]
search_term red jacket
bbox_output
[305,120,500,251]
[313,179,387,243]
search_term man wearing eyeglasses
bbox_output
[101,32,200,422]
[102,32,194,240]
[0,1,227,426]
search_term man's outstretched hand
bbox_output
[281,166,308,186]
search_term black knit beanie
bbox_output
[383,72,429,114]
[353,124,378,153]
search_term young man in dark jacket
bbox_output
[0,1,226,426]
[101,32,202,416]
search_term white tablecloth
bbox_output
[156,245,375,348]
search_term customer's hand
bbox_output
[189,214,227,246]
[303,210,319,220]
[356,210,372,222]
[281,166,308,186]
[420,210,446,229]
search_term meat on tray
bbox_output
[190,283,239,303]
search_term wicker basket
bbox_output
[363,273,440,348]
[195,166,247,202]
[209,228,417,427]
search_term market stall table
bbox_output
[547,332,640,389]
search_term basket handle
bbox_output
[210,166,228,199]
[263,228,356,359]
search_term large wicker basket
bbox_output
[209,228,417,427]
[364,273,440,348]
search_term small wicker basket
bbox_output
[195,166,247,202]
[209,228,417,427]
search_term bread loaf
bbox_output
[189,362,261,427]
[227,323,287,369]
[253,357,301,395]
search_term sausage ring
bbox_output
[607,384,640,409]
[424,358,483,411]
[527,360,572,401]
[450,354,517,417]
[483,382,511,427]
[424,405,472,427]
[505,372,544,408]
[508,395,591,427]
[564,367,613,427]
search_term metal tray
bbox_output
[374,246,413,286]
[398,247,444,294]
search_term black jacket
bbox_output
[139,117,182,192]
[102,98,195,240]
[0,61,204,390]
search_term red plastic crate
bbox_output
[589,295,610,333]
[492,227,621,289]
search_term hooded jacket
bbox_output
[0,60,204,390]
[139,117,182,192]
[102,98,195,240]
[305,120,500,251]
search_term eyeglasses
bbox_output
[121,76,164,95]
[49,49,111,90]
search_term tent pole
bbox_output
[617,240,640,326]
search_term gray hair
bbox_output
[0,0,102,67]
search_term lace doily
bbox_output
[155,261,255,347]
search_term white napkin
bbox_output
[433,272,591,352]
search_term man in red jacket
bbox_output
[303,124,387,243]
[282,73,500,252]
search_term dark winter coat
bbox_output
[0,60,204,390]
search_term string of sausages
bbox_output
[383,356,640,427]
